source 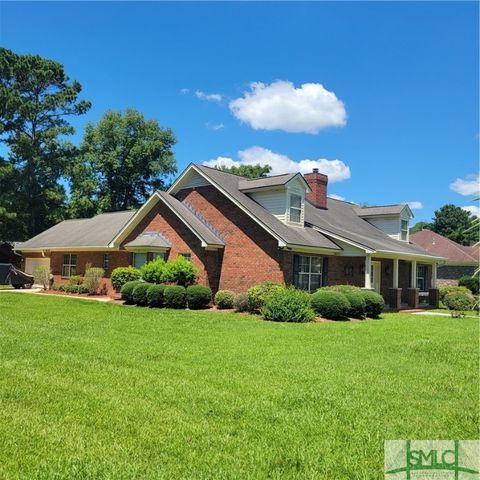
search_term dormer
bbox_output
[355,204,414,241]
[239,173,311,226]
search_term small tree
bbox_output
[163,256,198,286]
[33,266,51,290]
[83,267,105,295]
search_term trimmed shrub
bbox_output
[361,290,384,318]
[164,285,187,309]
[439,285,471,303]
[215,290,236,309]
[233,293,249,312]
[147,284,166,308]
[140,259,167,285]
[52,283,61,291]
[186,285,212,309]
[68,275,83,286]
[111,266,141,291]
[121,280,144,304]
[77,284,89,294]
[263,287,315,323]
[57,284,67,292]
[64,284,79,294]
[458,275,480,295]
[328,285,366,318]
[132,282,152,306]
[83,267,105,295]
[444,291,475,317]
[163,256,198,287]
[311,289,350,319]
[247,282,283,312]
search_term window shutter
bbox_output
[322,257,329,286]
[293,254,299,285]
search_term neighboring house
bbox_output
[17,164,444,308]
[410,230,479,286]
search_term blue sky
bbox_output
[1,1,478,222]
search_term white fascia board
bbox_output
[373,250,447,262]
[282,244,341,255]
[170,164,288,247]
[309,225,375,254]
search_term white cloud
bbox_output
[206,122,225,131]
[195,90,223,102]
[328,193,345,201]
[462,205,480,217]
[180,88,190,95]
[449,174,480,196]
[402,201,424,210]
[229,80,347,134]
[203,146,351,182]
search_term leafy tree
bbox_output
[410,221,431,234]
[0,48,91,239]
[215,163,271,178]
[430,204,479,245]
[68,109,176,215]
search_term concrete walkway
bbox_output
[0,287,113,303]
[412,311,479,319]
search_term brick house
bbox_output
[17,164,444,308]
[410,229,478,286]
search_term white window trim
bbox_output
[62,254,77,277]
[400,219,409,241]
[294,255,323,292]
[288,193,303,225]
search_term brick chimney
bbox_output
[304,168,328,209]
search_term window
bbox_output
[293,255,322,292]
[133,252,148,269]
[401,219,409,241]
[180,253,192,261]
[416,265,427,291]
[103,253,110,272]
[289,194,302,224]
[62,254,77,277]
[132,252,167,268]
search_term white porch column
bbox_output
[431,263,437,289]
[393,258,399,289]
[410,260,417,288]
[364,254,372,289]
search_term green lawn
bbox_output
[0,294,478,480]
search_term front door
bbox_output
[371,261,381,294]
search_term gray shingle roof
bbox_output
[156,190,225,246]
[194,165,341,251]
[238,173,298,191]
[355,205,408,216]
[306,199,436,256]
[124,232,171,249]
[19,211,137,249]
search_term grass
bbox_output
[0,293,478,479]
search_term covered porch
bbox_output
[364,254,440,309]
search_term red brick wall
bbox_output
[328,256,365,287]
[176,186,286,292]
[304,171,328,209]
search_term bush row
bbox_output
[121,281,212,309]
[212,282,385,322]
[50,267,105,295]
[52,283,90,294]
[111,256,199,292]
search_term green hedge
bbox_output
[132,283,152,306]
[233,293,249,312]
[444,291,475,317]
[121,280,144,304]
[146,284,166,308]
[310,289,350,319]
[164,285,187,309]
[263,287,315,323]
[111,266,141,291]
[327,285,366,318]
[360,290,384,318]
[247,282,283,312]
[186,285,212,309]
[214,290,236,309]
